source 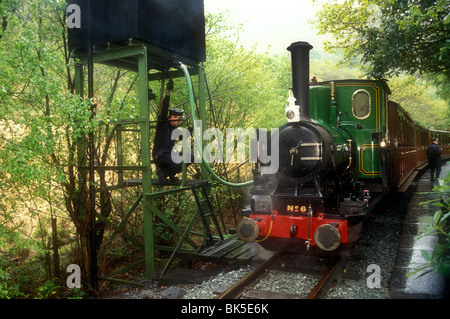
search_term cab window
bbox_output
[352,90,371,119]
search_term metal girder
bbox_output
[73,43,200,74]
[74,43,209,282]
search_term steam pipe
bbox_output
[177,62,253,187]
[287,41,313,121]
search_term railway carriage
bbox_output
[237,41,450,253]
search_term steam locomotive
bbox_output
[236,41,450,253]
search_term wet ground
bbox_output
[389,162,449,298]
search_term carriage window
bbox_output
[352,90,371,119]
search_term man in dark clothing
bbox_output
[427,137,442,182]
[152,79,186,183]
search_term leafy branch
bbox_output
[408,172,450,279]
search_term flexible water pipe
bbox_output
[177,62,253,187]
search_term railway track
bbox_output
[215,253,342,299]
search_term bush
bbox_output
[410,172,450,279]
[0,265,26,299]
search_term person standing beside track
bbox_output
[427,137,442,182]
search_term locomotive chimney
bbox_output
[287,41,313,121]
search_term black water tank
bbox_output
[67,0,108,52]
[67,0,206,63]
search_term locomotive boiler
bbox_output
[236,42,384,252]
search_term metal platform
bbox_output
[72,34,213,286]
[159,236,276,285]
[179,235,274,263]
[389,162,449,298]
[124,178,209,188]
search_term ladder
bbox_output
[159,181,224,278]
[192,184,224,245]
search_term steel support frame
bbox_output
[74,44,210,281]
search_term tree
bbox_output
[0,4,289,297]
[314,0,450,92]
[0,0,136,295]
[388,75,449,130]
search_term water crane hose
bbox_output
[177,62,253,188]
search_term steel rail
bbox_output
[306,257,342,299]
[215,252,281,299]
[215,253,341,300]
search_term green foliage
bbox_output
[0,0,106,297]
[313,0,450,130]
[409,173,450,279]
[0,264,26,299]
[36,278,60,299]
[388,75,450,130]
[0,0,93,190]
[0,3,296,297]
[314,0,450,80]
[202,11,286,131]
[0,222,38,298]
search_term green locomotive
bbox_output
[237,41,448,253]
